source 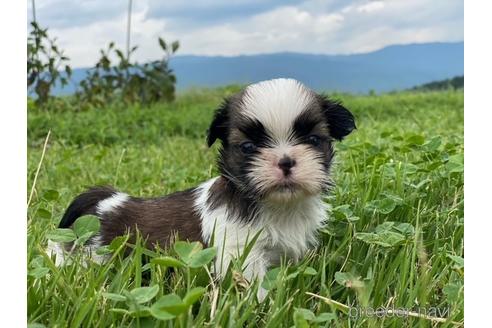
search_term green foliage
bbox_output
[27,85,242,147]
[411,75,464,91]
[293,308,336,326]
[27,22,72,105]
[27,18,179,109]
[27,89,463,327]
[76,38,179,108]
[100,277,206,320]
[45,228,76,243]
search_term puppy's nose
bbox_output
[278,156,296,176]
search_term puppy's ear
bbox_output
[207,100,230,147]
[320,96,356,141]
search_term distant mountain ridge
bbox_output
[411,76,463,91]
[58,41,464,95]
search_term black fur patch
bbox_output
[291,107,327,141]
[237,118,272,147]
[319,95,356,141]
[207,91,245,147]
[207,100,230,147]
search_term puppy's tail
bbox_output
[58,186,118,228]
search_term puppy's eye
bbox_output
[306,135,322,146]
[240,141,257,154]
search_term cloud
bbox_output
[177,7,345,56]
[28,0,463,68]
[145,0,300,25]
[356,1,385,13]
[47,10,169,67]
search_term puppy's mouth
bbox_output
[272,181,299,193]
[266,174,322,199]
[262,180,307,204]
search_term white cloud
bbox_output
[49,9,171,67]
[357,1,385,13]
[179,7,345,56]
[30,0,463,67]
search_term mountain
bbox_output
[57,42,464,95]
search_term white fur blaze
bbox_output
[193,177,220,243]
[242,78,315,141]
[96,192,129,215]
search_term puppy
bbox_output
[48,78,355,298]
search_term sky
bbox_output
[27,0,464,68]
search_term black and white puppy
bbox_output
[48,78,355,296]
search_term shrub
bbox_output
[27,22,72,105]
[77,38,179,108]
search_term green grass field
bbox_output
[27,88,464,327]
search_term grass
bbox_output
[27,88,464,327]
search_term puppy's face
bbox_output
[208,79,355,203]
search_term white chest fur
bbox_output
[194,177,328,286]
